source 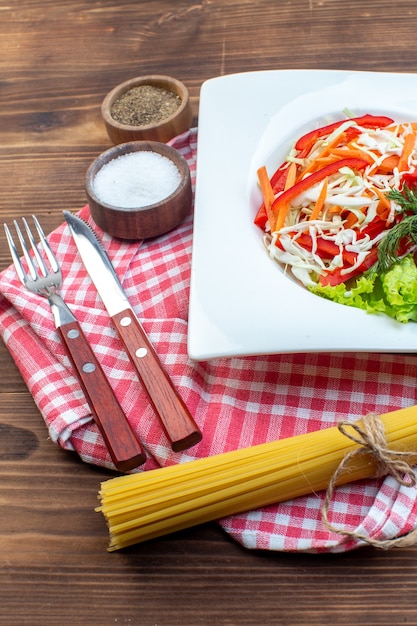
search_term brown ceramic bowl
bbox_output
[85,141,192,240]
[101,75,193,145]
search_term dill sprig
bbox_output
[387,186,417,215]
[369,186,417,275]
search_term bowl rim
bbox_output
[101,75,191,132]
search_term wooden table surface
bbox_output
[2,1,417,624]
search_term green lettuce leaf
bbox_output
[308,254,417,323]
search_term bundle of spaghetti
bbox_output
[97,405,417,551]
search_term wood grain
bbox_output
[2,1,417,624]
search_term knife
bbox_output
[5,217,146,474]
[64,211,202,452]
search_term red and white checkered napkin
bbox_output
[1,128,417,552]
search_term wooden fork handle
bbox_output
[112,308,202,452]
[57,319,146,472]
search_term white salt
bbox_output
[93,151,181,208]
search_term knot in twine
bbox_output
[321,412,417,549]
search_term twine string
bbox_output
[321,412,417,549]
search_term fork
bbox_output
[4,216,146,471]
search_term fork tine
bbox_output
[11,219,40,282]
[4,217,59,288]
[4,223,27,285]
[22,217,49,278]
[31,215,60,274]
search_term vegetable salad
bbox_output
[255,114,417,322]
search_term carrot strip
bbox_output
[377,204,391,223]
[386,122,417,133]
[309,178,328,220]
[257,166,275,229]
[344,211,358,228]
[377,154,400,173]
[314,156,345,166]
[398,132,417,172]
[294,158,321,181]
[371,186,391,210]
[314,131,347,157]
[257,166,274,210]
[283,162,297,191]
[329,148,375,165]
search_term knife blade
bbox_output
[64,211,202,452]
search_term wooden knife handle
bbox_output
[57,320,146,471]
[112,309,202,452]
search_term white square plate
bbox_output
[188,70,417,360]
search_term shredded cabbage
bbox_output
[258,114,417,324]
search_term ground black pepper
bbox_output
[110,85,182,126]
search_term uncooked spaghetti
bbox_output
[97,404,417,551]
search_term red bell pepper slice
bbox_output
[316,238,340,258]
[297,233,364,268]
[296,233,340,258]
[319,247,379,286]
[402,171,417,188]
[359,216,388,240]
[271,157,369,231]
[254,204,268,229]
[295,114,394,152]
[270,161,291,192]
